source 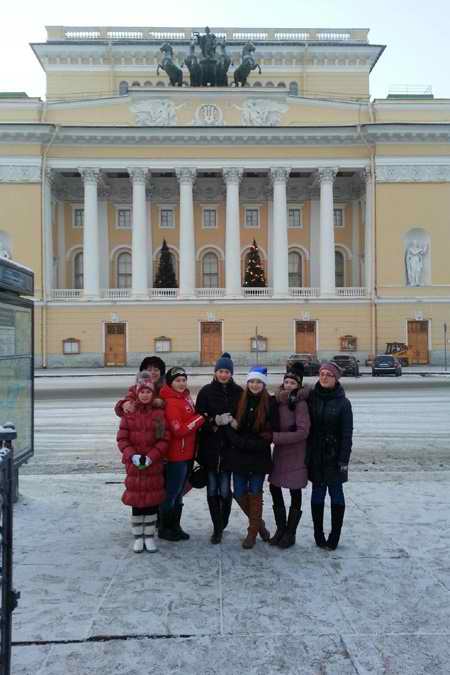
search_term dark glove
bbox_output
[288,424,297,432]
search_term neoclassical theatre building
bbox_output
[1,25,450,367]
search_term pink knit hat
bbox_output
[319,362,342,380]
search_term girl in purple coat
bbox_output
[268,362,311,548]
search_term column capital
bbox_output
[176,168,196,185]
[270,167,291,184]
[318,167,338,184]
[223,167,243,185]
[79,168,100,185]
[128,167,149,184]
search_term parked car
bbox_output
[331,355,360,377]
[372,355,402,377]
[287,353,321,376]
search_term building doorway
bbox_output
[407,320,429,364]
[200,322,222,365]
[105,322,127,366]
[295,321,317,354]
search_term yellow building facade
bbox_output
[1,26,449,367]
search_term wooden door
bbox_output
[105,323,127,366]
[407,320,429,364]
[295,321,316,354]
[201,322,222,365]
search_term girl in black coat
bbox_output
[195,353,243,544]
[306,362,353,550]
[223,367,279,550]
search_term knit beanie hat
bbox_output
[135,370,153,385]
[214,352,234,375]
[319,362,342,380]
[246,366,268,386]
[166,366,187,386]
[137,381,154,394]
[139,356,166,376]
[284,360,304,385]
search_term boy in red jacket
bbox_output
[159,367,205,541]
[117,382,170,553]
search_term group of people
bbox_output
[115,353,353,554]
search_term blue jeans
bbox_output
[161,460,190,512]
[311,482,345,507]
[207,471,231,498]
[233,472,265,497]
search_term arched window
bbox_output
[277,82,286,88]
[143,80,153,87]
[265,81,274,87]
[335,250,345,287]
[253,81,262,87]
[117,252,132,288]
[156,81,165,87]
[288,251,302,287]
[119,81,128,95]
[74,251,83,289]
[132,81,141,87]
[202,252,219,288]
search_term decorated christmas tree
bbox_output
[243,239,266,287]
[154,239,177,288]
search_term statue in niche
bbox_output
[405,240,428,286]
[157,43,183,87]
[233,42,261,87]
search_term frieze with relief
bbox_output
[376,164,450,183]
[0,165,41,183]
[130,98,182,126]
[236,99,289,126]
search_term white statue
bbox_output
[237,99,288,127]
[405,239,428,286]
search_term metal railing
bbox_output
[0,425,20,675]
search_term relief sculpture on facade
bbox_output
[237,98,288,126]
[405,240,429,286]
[130,98,180,126]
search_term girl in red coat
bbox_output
[117,382,170,553]
[158,367,205,542]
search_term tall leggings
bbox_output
[269,483,302,510]
[311,482,345,507]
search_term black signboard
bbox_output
[0,258,34,296]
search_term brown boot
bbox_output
[234,494,270,542]
[242,494,263,549]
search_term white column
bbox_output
[57,200,65,288]
[98,196,109,290]
[146,183,153,290]
[310,198,320,288]
[318,167,338,297]
[79,168,100,300]
[266,185,274,286]
[271,167,290,297]
[364,168,373,295]
[129,168,149,299]
[223,168,242,297]
[176,168,196,298]
[43,169,54,299]
[351,198,360,287]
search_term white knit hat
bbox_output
[245,366,268,386]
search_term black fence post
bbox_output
[0,425,20,675]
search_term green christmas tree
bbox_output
[154,239,177,288]
[243,239,266,287]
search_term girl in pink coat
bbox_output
[117,382,170,553]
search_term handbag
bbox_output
[189,463,208,489]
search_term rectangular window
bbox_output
[73,208,84,228]
[63,338,81,355]
[334,208,344,228]
[288,207,302,228]
[117,208,131,229]
[203,208,217,229]
[160,208,175,229]
[244,208,259,228]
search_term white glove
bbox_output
[215,413,232,426]
[229,417,238,430]
[145,457,152,466]
[131,454,141,467]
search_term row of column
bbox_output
[43,166,373,300]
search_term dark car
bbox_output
[372,355,402,377]
[331,355,360,377]
[287,353,321,376]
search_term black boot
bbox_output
[269,503,287,546]
[278,508,302,549]
[207,496,223,544]
[220,494,233,530]
[327,504,345,550]
[158,509,181,542]
[173,504,190,541]
[311,504,327,548]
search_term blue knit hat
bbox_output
[246,366,268,386]
[215,352,234,375]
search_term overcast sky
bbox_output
[2,0,449,100]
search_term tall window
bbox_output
[288,251,302,287]
[244,208,259,228]
[117,252,132,288]
[202,252,219,288]
[334,208,344,228]
[74,251,83,289]
[73,208,84,228]
[288,207,302,228]
[203,208,217,229]
[335,250,345,287]
[117,208,131,229]
[160,208,174,229]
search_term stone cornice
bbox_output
[0,165,41,183]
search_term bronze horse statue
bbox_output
[157,43,183,87]
[233,42,261,87]
[216,40,231,87]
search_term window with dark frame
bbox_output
[74,251,83,289]
[202,252,219,288]
[334,208,344,228]
[203,208,217,229]
[288,251,302,287]
[335,250,345,287]
[288,207,302,228]
[117,252,132,288]
[160,208,174,228]
[244,208,259,228]
[62,338,80,355]
[117,208,131,229]
[73,208,84,228]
